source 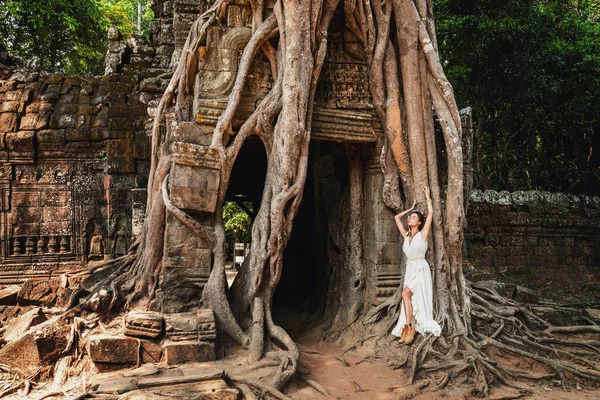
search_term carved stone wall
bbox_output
[0,33,165,282]
[362,144,403,305]
[465,190,600,304]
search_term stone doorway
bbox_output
[273,141,350,329]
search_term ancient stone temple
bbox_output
[0,0,474,315]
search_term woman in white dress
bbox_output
[391,187,442,344]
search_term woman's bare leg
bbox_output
[402,287,413,325]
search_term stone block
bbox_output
[92,115,109,128]
[88,335,140,368]
[376,241,401,265]
[0,112,18,132]
[17,279,67,307]
[140,77,169,93]
[133,131,150,159]
[0,101,20,113]
[169,162,220,212]
[4,90,23,101]
[197,309,216,341]
[40,221,71,236]
[0,322,68,375]
[513,285,538,304]
[0,285,20,305]
[125,311,164,339]
[37,129,66,146]
[140,339,163,364]
[160,268,208,313]
[93,377,137,394]
[65,127,93,142]
[163,340,216,365]
[122,363,159,378]
[3,307,47,342]
[16,206,43,223]
[13,223,40,236]
[41,190,71,207]
[0,80,17,92]
[25,101,53,114]
[165,311,198,341]
[53,114,80,128]
[171,121,213,145]
[227,4,251,27]
[188,379,240,399]
[106,139,135,173]
[5,130,34,152]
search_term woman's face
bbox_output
[407,213,421,227]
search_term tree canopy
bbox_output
[0,0,153,75]
[435,0,600,194]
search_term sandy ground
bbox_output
[282,334,600,400]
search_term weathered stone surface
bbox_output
[137,367,224,388]
[0,285,20,305]
[163,340,216,365]
[123,363,159,377]
[88,335,140,366]
[125,310,164,339]
[169,161,220,213]
[513,285,538,304]
[197,309,216,341]
[2,307,47,342]
[17,278,69,307]
[165,312,198,341]
[0,112,19,132]
[94,377,137,394]
[120,380,239,400]
[106,139,135,173]
[140,339,163,364]
[0,317,68,375]
[465,189,600,304]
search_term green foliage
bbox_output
[0,0,153,75]
[223,201,253,244]
[435,0,600,194]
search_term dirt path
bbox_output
[272,307,600,400]
[282,334,600,400]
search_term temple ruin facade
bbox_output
[0,0,598,316]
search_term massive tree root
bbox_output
[51,0,600,397]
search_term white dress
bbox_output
[391,231,442,337]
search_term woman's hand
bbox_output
[409,199,417,211]
[424,187,431,202]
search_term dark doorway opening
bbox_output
[273,141,349,332]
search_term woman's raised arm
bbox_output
[394,200,417,237]
[421,187,433,242]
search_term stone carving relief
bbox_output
[87,221,106,260]
[111,216,130,257]
[198,27,253,96]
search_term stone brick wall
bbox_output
[0,18,175,282]
[465,189,600,304]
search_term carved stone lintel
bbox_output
[197,309,216,341]
[165,312,198,341]
[125,311,164,339]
